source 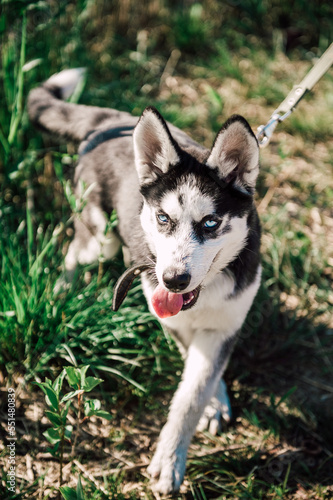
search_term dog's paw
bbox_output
[197,379,232,434]
[148,448,186,495]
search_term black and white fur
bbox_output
[28,69,261,494]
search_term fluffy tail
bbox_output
[28,69,117,143]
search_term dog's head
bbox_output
[133,107,259,318]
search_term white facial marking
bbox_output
[160,192,183,221]
[160,180,215,223]
[141,177,250,292]
[203,215,249,284]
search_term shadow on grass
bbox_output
[213,291,333,497]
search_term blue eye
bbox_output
[203,219,220,231]
[157,213,169,224]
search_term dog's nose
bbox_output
[163,269,191,292]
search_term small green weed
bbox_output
[60,475,87,500]
[34,365,111,489]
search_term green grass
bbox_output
[1,1,333,499]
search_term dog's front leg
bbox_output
[148,330,236,494]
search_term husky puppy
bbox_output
[28,69,261,494]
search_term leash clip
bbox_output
[256,109,292,148]
[257,114,280,148]
[256,42,333,148]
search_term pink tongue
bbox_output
[151,284,183,318]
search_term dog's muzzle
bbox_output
[112,264,201,318]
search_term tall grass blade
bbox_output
[8,11,27,145]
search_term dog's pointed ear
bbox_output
[133,107,180,184]
[206,115,259,193]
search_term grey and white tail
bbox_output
[28,68,120,143]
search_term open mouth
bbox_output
[151,284,201,318]
[181,287,200,311]
[111,262,201,319]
